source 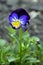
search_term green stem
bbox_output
[19,28,22,65]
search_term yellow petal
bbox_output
[12,21,20,28]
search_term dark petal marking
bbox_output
[11,8,30,19]
[12,26,21,30]
[9,23,16,29]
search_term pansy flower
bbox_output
[9,8,30,29]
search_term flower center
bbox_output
[12,21,20,28]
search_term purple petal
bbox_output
[19,15,29,25]
[11,12,18,19]
[9,12,18,23]
[12,8,30,19]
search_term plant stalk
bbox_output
[19,28,22,65]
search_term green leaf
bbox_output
[28,57,40,63]
[5,26,16,34]
[8,57,20,62]
[0,39,6,46]
[23,31,30,39]
[31,36,40,42]
[24,57,40,63]
[3,46,11,53]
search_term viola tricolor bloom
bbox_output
[9,8,30,29]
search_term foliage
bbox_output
[0,27,43,65]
